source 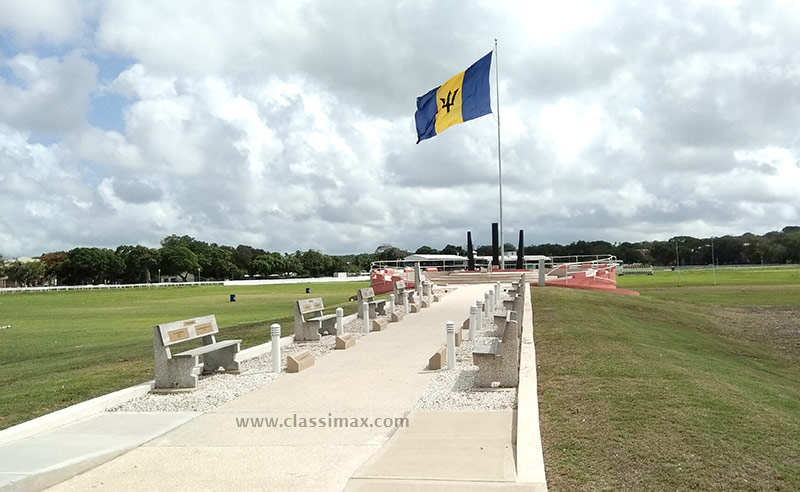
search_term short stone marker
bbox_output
[372,318,388,331]
[428,346,447,370]
[287,350,314,373]
[454,328,463,347]
[335,334,356,350]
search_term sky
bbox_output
[1,0,799,258]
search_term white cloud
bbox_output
[0,0,89,45]
[1,0,800,257]
[0,51,97,134]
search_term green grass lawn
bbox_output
[0,281,368,430]
[536,269,800,491]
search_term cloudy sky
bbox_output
[1,1,799,258]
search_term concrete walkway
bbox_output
[0,412,199,492]
[1,283,546,492]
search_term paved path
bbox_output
[1,282,546,492]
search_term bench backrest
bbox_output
[296,297,325,318]
[357,287,376,302]
[157,315,218,347]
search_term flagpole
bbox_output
[495,38,505,269]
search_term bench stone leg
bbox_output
[203,344,241,373]
[158,355,200,389]
[319,318,337,336]
[295,321,321,341]
[473,355,504,388]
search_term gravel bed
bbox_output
[413,295,517,412]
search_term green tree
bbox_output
[475,245,493,256]
[300,249,337,277]
[415,245,439,254]
[374,244,408,261]
[233,244,267,274]
[284,252,306,277]
[198,245,240,280]
[250,252,286,277]
[159,245,200,281]
[62,248,124,285]
[116,245,159,283]
[39,251,67,284]
[440,244,466,256]
[5,260,45,287]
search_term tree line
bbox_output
[1,227,799,287]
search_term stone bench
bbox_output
[153,315,241,389]
[473,281,526,388]
[392,279,416,313]
[356,286,387,319]
[294,297,338,341]
[494,288,525,334]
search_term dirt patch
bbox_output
[699,306,800,356]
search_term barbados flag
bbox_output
[415,51,493,143]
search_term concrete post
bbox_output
[469,304,478,341]
[336,307,343,336]
[495,283,501,307]
[488,290,494,313]
[446,321,456,370]
[538,258,546,287]
[388,294,395,316]
[403,291,409,314]
[362,301,370,334]
[476,300,484,333]
[270,323,281,374]
[484,292,491,320]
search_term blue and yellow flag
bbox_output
[415,51,493,143]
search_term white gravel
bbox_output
[413,339,517,411]
[413,291,518,412]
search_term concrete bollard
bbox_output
[488,290,494,313]
[538,258,546,287]
[362,301,370,334]
[336,307,343,336]
[469,304,478,341]
[389,293,395,315]
[403,291,409,314]
[476,300,484,333]
[484,293,491,320]
[446,321,456,370]
[494,283,501,307]
[270,323,281,374]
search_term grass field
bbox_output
[0,281,369,430]
[536,266,800,491]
